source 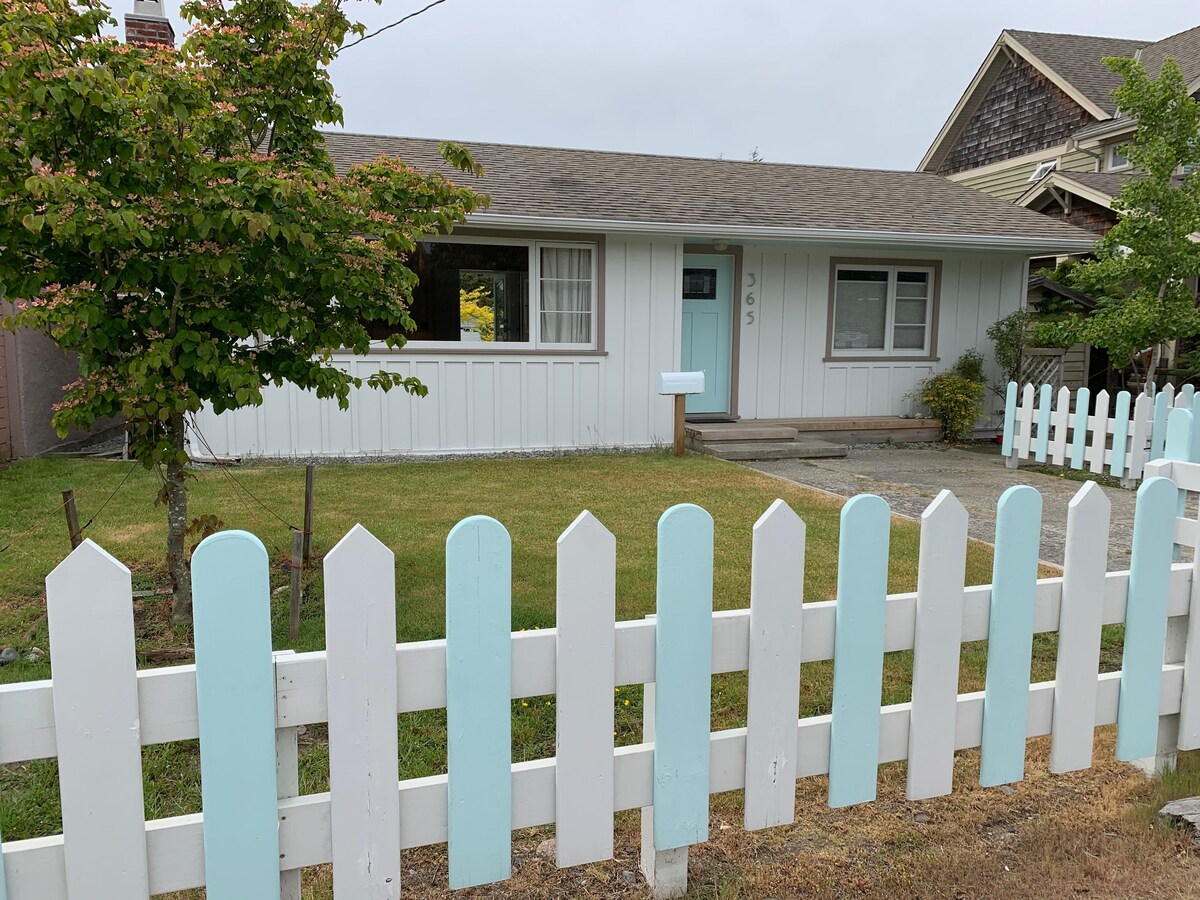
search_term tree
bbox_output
[1040,56,1200,390]
[0,0,485,622]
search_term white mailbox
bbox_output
[658,371,705,396]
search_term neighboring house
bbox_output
[190,135,1095,457]
[920,25,1200,392]
[920,25,1200,234]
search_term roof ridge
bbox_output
[1004,28,1151,46]
[321,130,948,180]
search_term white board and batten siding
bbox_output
[192,239,1030,457]
[192,239,684,458]
[736,248,1028,420]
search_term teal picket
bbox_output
[1001,381,1017,455]
[1034,383,1052,462]
[1183,383,1197,409]
[446,516,513,889]
[191,531,280,900]
[1116,477,1178,762]
[1110,391,1132,478]
[828,494,890,807]
[1070,387,1090,470]
[980,485,1043,786]
[1151,390,1170,460]
[653,503,714,851]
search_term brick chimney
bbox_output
[125,0,175,48]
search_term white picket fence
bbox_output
[1002,381,1197,486]
[4,464,1200,897]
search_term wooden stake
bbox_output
[302,464,315,567]
[673,394,686,457]
[62,490,83,549]
[288,528,303,642]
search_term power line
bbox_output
[336,0,450,55]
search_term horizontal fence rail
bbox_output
[1002,380,1197,487]
[4,473,1200,897]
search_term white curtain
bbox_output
[540,248,592,344]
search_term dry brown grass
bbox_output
[162,733,1200,900]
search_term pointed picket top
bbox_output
[1050,480,1110,774]
[555,508,616,868]
[324,522,400,899]
[46,536,148,899]
[907,489,968,801]
[47,537,130,585]
[558,508,614,548]
[744,498,805,830]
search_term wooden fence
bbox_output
[4,475,1200,898]
[1002,380,1197,486]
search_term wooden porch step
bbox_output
[691,437,848,461]
[684,422,799,442]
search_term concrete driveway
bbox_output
[745,445,1141,568]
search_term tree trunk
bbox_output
[165,414,192,625]
[1143,343,1162,395]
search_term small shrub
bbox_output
[912,372,985,442]
[952,348,986,384]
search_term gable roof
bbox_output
[1138,24,1200,91]
[919,29,1148,173]
[1005,30,1149,115]
[322,132,1097,252]
[1016,169,1188,211]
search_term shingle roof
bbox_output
[322,132,1096,246]
[1138,24,1200,89]
[1005,30,1150,114]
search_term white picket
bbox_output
[1015,383,1035,458]
[1049,386,1071,465]
[1089,390,1111,474]
[45,541,149,899]
[1127,393,1152,481]
[324,525,401,899]
[906,490,969,800]
[1050,482,1111,772]
[743,499,806,830]
[554,511,616,867]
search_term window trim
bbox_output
[377,233,603,353]
[1107,144,1131,172]
[824,257,941,362]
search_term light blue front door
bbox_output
[681,253,733,414]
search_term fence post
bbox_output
[62,490,82,549]
[639,665,688,899]
[301,465,315,568]
[288,529,303,642]
[273,649,302,900]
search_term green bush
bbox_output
[951,348,986,384]
[913,371,985,442]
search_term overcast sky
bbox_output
[155,0,1197,170]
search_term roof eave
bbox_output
[465,212,1097,254]
[1016,173,1115,210]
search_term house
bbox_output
[189,135,1095,458]
[919,25,1200,235]
[919,24,1200,394]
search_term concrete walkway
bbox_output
[745,445,1141,569]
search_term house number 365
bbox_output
[745,272,757,325]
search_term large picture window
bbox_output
[830,262,936,358]
[370,237,599,350]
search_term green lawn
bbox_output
[0,450,1009,847]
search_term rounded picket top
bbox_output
[996,483,1042,518]
[841,492,889,526]
[1137,474,1179,509]
[558,509,614,550]
[325,522,394,569]
[1068,478,1111,516]
[447,514,511,550]
[1165,407,1194,461]
[658,502,713,534]
[192,528,268,570]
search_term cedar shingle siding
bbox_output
[939,56,1094,176]
[1038,196,1118,237]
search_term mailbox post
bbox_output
[658,371,705,457]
